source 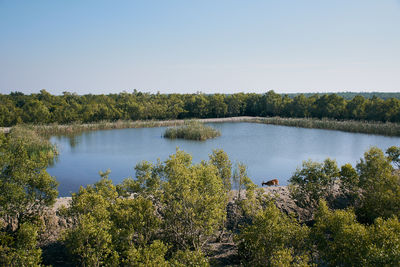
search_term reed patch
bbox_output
[163,121,221,141]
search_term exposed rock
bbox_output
[261,186,312,222]
[39,197,72,246]
[226,186,313,228]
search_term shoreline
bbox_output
[1,116,400,136]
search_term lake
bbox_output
[48,122,400,196]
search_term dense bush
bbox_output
[209,149,232,193]
[0,128,58,266]
[62,149,226,265]
[386,145,400,168]
[160,150,226,250]
[312,200,400,266]
[236,199,311,266]
[289,146,400,223]
[289,158,340,211]
[353,147,400,223]
[58,145,400,266]
[284,146,400,265]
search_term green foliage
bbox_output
[314,94,346,119]
[164,121,221,141]
[0,128,58,266]
[233,162,256,201]
[269,248,312,267]
[3,91,400,130]
[63,213,119,267]
[0,97,21,127]
[170,249,210,267]
[290,147,400,223]
[312,201,370,266]
[355,147,400,223]
[287,91,400,100]
[62,149,226,265]
[237,200,310,266]
[4,123,400,266]
[289,158,339,211]
[3,90,400,137]
[386,146,400,168]
[312,200,400,266]
[161,150,227,250]
[339,163,360,206]
[122,240,169,267]
[63,174,165,266]
[116,160,163,197]
[67,176,117,219]
[368,216,400,266]
[111,197,161,249]
[8,126,57,163]
[0,222,42,267]
[22,99,50,124]
[0,128,58,216]
[236,188,400,267]
[209,149,232,193]
[231,163,265,221]
[63,176,119,266]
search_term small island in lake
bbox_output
[164,121,221,141]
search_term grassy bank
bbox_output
[23,120,185,137]
[5,126,58,164]
[164,121,221,141]
[254,117,400,136]
[1,116,400,137]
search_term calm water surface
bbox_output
[48,122,400,196]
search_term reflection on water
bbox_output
[52,134,81,148]
[48,122,400,196]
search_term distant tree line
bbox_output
[286,91,400,100]
[1,89,400,126]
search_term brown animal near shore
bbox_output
[262,179,279,186]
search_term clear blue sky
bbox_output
[1,0,399,94]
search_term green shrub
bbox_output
[161,150,227,250]
[122,240,169,267]
[312,200,400,266]
[209,149,232,193]
[338,147,400,223]
[0,128,58,267]
[289,158,339,211]
[386,145,400,168]
[63,213,119,267]
[355,147,400,223]
[62,149,228,265]
[312,201,370,266]
[0,222,42,267]
[170,249,210,267]
[269,248,312,267]
[62,176,119,266]
[236,200,310,266]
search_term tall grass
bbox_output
[8,126,58,164]
[30,120,185,137]
[254,117,400,136]
[164,121,221,141]
[2,116,400,137]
